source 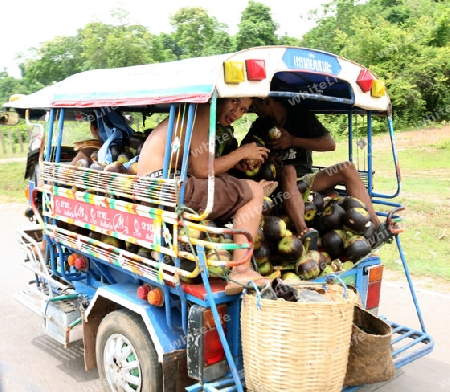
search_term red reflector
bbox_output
[204,329,225,365]
[137,285,150,300]
[246,59,266,81]
[366,280,382,309]
[356,68,375,93]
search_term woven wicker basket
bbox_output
[241,283,357,392]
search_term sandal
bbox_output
[300,228,319,251]
[370,207,404,250]
[261,180,279,197]
[225,274,271,295]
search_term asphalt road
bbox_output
[0,203,449,392]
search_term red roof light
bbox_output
[356,68,375,93]
[246,59,266,81]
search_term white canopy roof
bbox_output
[4,46,391,113]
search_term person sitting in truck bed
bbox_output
[70,118,102,166]
[244,95,399,249]
[137,98,272,294]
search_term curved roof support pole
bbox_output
[54,109,65,163]
[162,104,177,179]
[388,115,402,198]
[45,109,56,163]
[372,115,402,200]
[179,103,197,205]
[367,111,373,197]
[347,111,353,163]
[204,93,217,219]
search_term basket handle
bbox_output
[242,281,263,310]
[325,274,348,299]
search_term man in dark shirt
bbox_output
[242,103,333,177]
[244,97,394,249]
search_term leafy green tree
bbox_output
[170,7,216,58]
[302,0,450,128]
[235,1,278,50]
[154,33,182,61]
[203,18,235,55]
[80,22,114,70]
[81,21,157,69]
[278,35,302,46]
[22,35,83,86]
[0,72,45,103]
[9,0,450,132]
[301,0,364,54]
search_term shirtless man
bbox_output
[138,98,271,293]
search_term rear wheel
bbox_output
[96,309,162,392]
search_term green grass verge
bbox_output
[0,161,28,204]
[314,132,450,282]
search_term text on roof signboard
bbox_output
[282,48,341,76]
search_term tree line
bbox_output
[1,0,449,130]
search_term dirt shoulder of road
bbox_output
[383,268,450,294]
[373,124,450,149]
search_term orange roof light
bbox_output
[224,61,245,84]
[245,59,266,81]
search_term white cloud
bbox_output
[0,0,326,78]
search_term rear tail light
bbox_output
[136,285,165,306]
[204,328,224,366]
[366,265,384,310]
[137,285,150,300]
[203,306,227,366]
[147,287,164,307]
[187,304,229,382]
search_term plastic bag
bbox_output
[95,109,134,164]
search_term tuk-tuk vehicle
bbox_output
[5,46,433,391]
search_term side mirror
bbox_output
[0,111,20,126]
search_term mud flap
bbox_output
[82,297,118,371]
[163,351,195,392]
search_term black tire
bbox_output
[96,309,162,392]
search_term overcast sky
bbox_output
[0,0,327,78]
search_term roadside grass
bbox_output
[314,132,450,282]
[0,161,28,203]
[0,149,27,160]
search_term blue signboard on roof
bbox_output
[282,48,341,76]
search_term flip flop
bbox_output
[300,228,319,252]
[370,207,404,250]
[371,222,402,249]
[261,181,279,197]
[225,277,270,295]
